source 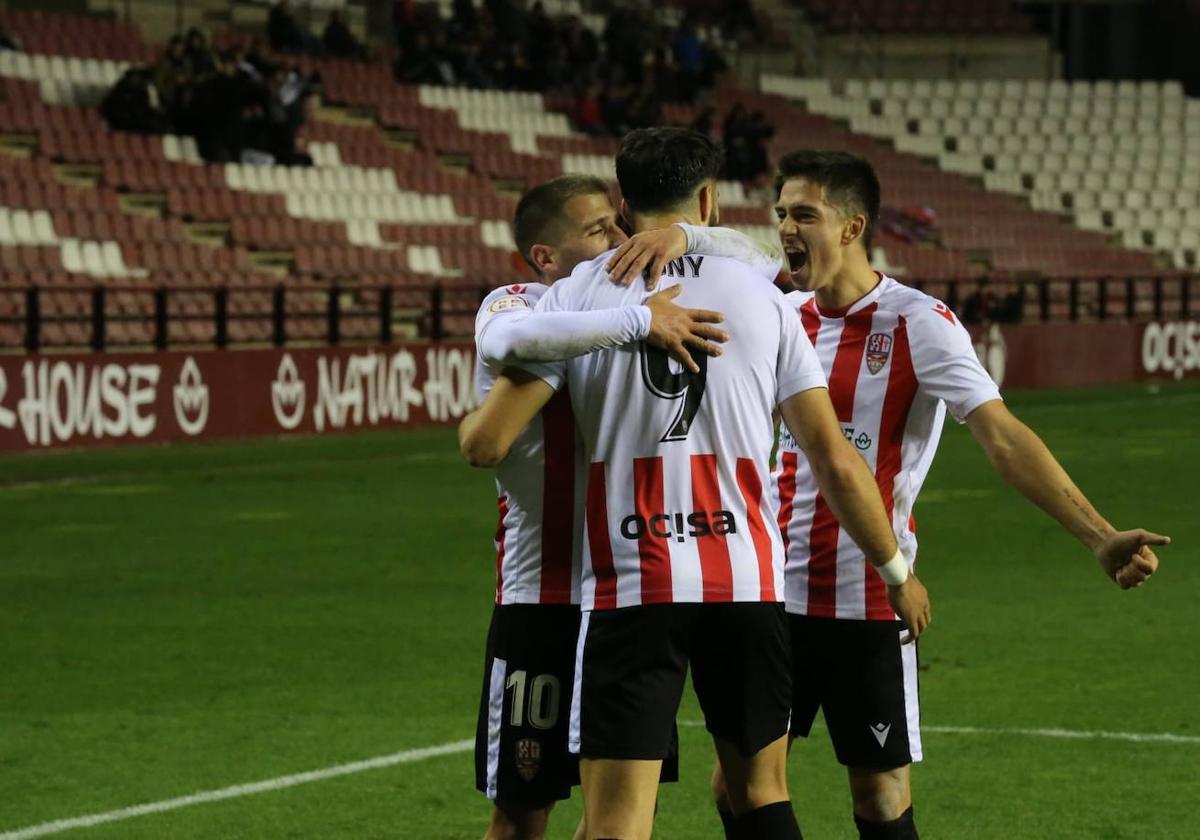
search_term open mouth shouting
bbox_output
[785,245,809,279]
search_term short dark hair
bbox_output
[512,175,611,270]
[615,127,724,215]
[775,150,881,251]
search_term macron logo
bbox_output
[870,722,891,747]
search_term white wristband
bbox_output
[876,549,909,586]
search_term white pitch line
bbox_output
[922,724,1200,744]
[5,723,1198,839]
[688,719,1200,745]
[0,739,473,840]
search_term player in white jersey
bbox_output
[606,150,1171,840]
[461,128,931,840]
[466,174,787,840]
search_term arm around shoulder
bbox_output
[458,368,557,468]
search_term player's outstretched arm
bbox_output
[458,368,556,468]
[480,287,725,371]
[965,400,1170,588]
[779,387,932,642]
[605,223,783,288]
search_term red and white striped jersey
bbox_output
[475,283,584,606]
[537,251,828,611]
[775,275,1002,621]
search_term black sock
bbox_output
[855,805,918,840]
[735,801,803,840]
[717,806,737,839]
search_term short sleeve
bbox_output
[474,284,564,390]
[774,296,827,404]
[907,302,1002,422]
[474,283,542,349]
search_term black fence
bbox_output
[1,274,1196,353]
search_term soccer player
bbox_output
[606,150,1170,840]
[468,173,788,840]
[461,129,931,840]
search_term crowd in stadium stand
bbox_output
[392,2,741,134]
[100,28,317,165]
[268,0,367,60]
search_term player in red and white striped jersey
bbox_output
[465,175,784,840]
[463,129,931,840]
[609,150,1171,840]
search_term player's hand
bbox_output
[606,225,688,290]
[1095,529,1170,589]
[887,573,931,645]
[645,285,728,374]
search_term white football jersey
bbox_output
[536,251,827,611]
[776,275,1002,621]
[474,283,583,605]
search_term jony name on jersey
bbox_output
[620,509,738,543]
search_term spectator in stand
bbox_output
[151,35,190,118]
[268,0,303,51]
[0,27,20,51]
[100,67,171,135]
[268,0,322,55]
[394,29,457,85]
[691,105,716,138]
[184,28,216,78]
[672,14,703,102]
[600,65,636,135]
[563,15,600,68]
[451,0,476,31]
[573,79,605,135]
[323,10,366,60]
[189,49,259,162]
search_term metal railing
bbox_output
[1,275,1196,354]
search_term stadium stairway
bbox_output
[0,6,1194,349]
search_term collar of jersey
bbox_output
[815,272,888,319]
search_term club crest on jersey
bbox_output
[866,333,893,375]
[507,284,527,294]
[489,295,529,314]
[515,738,541,782]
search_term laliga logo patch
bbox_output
[515,737,542,782]
[272,353,306,430]
[866,333,893,375]
[489,295,529,314]
[173,357,209,436]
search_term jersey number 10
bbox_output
[640,344,708,442]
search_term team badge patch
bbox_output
[515,737,542,782]
[488,295,529,314]
[866,333,893,375]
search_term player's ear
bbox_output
[618,198,632,231]
[698,182,717,226]
[529,243,556,276]
[842,213,867,247]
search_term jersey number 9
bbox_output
[640,343,708,443]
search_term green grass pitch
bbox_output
[2,382,1198,839]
